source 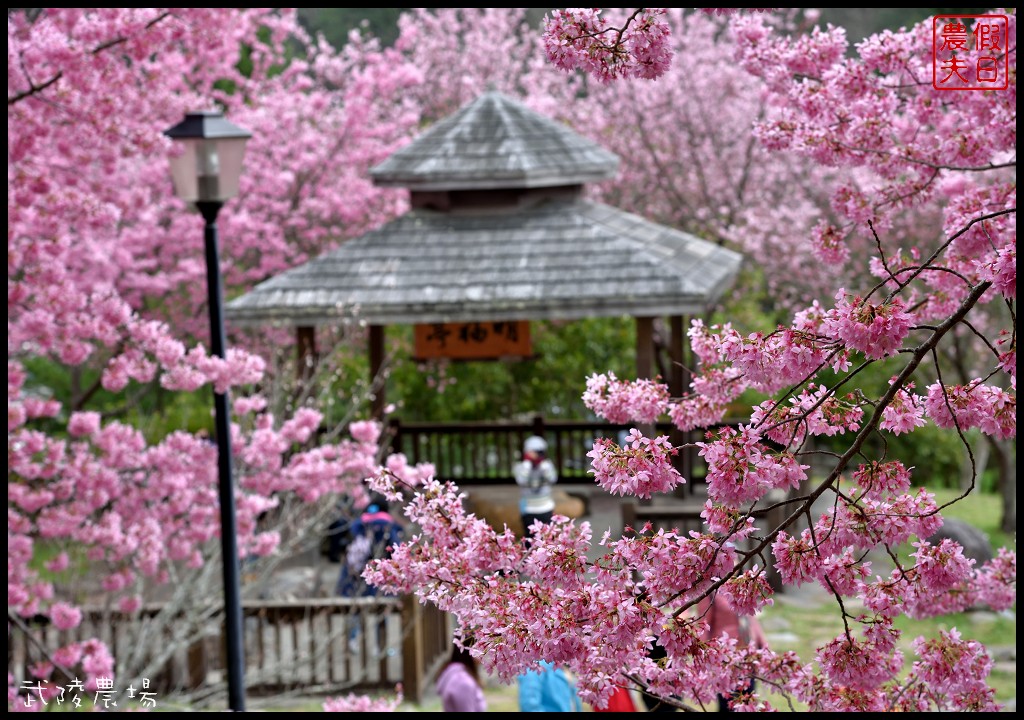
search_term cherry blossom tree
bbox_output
[8,7,429,706]
[367,8,1016,712]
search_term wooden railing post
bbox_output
[622,502,638,536]
[401,594,425,704]
[388,417,403,456]
[296,326,318,382]
[531,414,545,437]
[188,637,207,690]
[369,325,386,420]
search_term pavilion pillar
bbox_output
[635,316,655,380]
[635,316,656,505]
[668,315,689,398]
[296,326,318,382]
[369,324,386,420]
[668,315,693,493]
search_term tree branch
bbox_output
[8,11,173,106]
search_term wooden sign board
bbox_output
[414,321,531,360]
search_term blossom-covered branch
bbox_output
[369,7,1017,712]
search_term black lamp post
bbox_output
[164,110,251,712]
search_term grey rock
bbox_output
[926,517,994,565]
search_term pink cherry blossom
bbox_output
[698,426,807,507]
[323,689,403,713]
[583,372,670,424]
[587,429,684,498]
[543,9,673,83]
[49,603,82,631]
[822,290,913,359]
[880,381,926,435]
[925,381,1016,439]
[67,412,101,438]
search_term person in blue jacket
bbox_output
[335,494,404,598]
[517,661,582,712]
[335,494,404,652]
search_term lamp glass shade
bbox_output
[168,136,248,203]
[165,111,251,203]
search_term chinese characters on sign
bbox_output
[19,677,158,709]
[933,14,1009,90]
[414,321,532,360]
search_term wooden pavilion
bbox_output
[226,91,743,485]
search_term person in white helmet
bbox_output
[513,435,558,538]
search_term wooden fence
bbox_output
[8,595,452,706]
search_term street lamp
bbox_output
[164,110,251,712]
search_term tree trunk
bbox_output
[958,432,990,494]
[990,437,1016,534]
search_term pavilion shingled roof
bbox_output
[226,199,742,326]
[226,92,742,327]
[369,91,619,191]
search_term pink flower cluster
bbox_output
[720,327,826,392]
[368,467,1015,712]
[701,500,758,540]
[667,365,744,433]
[721,568,774,615]
[583,372,670,423]
[815,629,904,692]
[851,460,913,498]
[978,245,1016,299]
[698,426,807,507]
[49,602,83,631]
[880,381,926,435]
[587,429,684,498]
[669,393,729,433]
[323,687,403,712]
[365,473,744,707]
[9,389,386,635]
[822,290,913,359]
[812,489,942,554]
[924,381,1016,439]
[811,220,850,265]
[750,384,863,448]
[34,639,116,695]
[543,9,672,83]
[911,539,976,593]
[907,630,999,711]
[771,530,820,586]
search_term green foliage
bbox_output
[297,8,412,49]
[877,423,970,488]
[384,317,635,421]
[817,8,986,42]
[21,356,215,443]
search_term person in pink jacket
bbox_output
[699,593,769,712]
[435,641,487,712]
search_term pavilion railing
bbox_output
[387,415,703,487]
